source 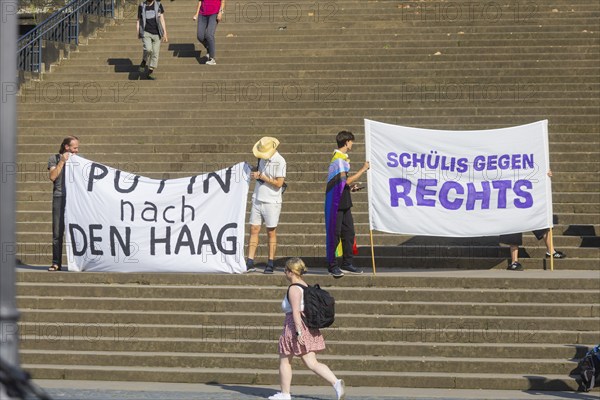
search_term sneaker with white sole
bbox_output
[334,379,345,400]
[328,266,344,278]
[268,392,291,400]
[341,264,363,274]
[507,261,524,271]
[206,58,216,65]
[546,250,566,259]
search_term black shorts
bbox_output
[499,228,549,245]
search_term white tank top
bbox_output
[281,285,304,314]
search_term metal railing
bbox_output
[17,0,115,74]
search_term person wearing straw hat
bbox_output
[246,137,287,274]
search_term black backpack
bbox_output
[287,283,335,329]
[578,345,600,392]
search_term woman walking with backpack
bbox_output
[268,257,345,400]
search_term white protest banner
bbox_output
[64,155,250,273]
[365,119,553,237]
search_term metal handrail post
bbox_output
[74,10,80,45]
[37,36,43,72]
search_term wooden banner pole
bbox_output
[370,230,376,276]
[549,228,554,271]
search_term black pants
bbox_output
[52,196,66,267]
[332,207,355,267]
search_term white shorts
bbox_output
[249,200,282,228]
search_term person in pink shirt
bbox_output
[192,0,224,65]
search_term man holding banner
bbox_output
[47,136,80,271]
[325,131,370,277]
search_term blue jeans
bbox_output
[197,14,218,58]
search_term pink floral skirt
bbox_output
[278,313,326,356]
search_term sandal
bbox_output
[48,265,62,271]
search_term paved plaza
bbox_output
[26,380,597,400]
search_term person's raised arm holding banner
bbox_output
[325,131,369,278]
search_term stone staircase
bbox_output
[13,0,600,391]
[15,270,600,390]
[16,0,600,270]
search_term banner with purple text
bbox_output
[365,119,552,236]
[64,155,250,273]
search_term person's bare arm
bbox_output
[346,161,369,187]
[193,1,201,20]
[49,153,70,182]
[289,286,305,346]
[160,14,168,42]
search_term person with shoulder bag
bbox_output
[268,257,345,400]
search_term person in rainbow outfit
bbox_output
[324,131,370,277]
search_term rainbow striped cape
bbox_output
[325,150,350,264]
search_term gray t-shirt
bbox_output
[48,154,65,197]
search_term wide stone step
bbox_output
[59,51,600,66]
[17,123,599,134]
[17,115,600,129]
[19,364,585,390]
[15,283,597,304]
[16,321,600,344]
[80,28,600,42]
[18,334,596,357]
[15,142,600,158]
[18,350,580,376]
[15,97,600,112]
[19,76,600,90]
[17,106,600,121]
[16,270,600,289]
[37,67,600,82]
[16,296,598,318]
[14,255,599,272]
[52,57,600,72]
[15,131,600,145]
[79,29,600,43]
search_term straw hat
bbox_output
[252,137,280,159]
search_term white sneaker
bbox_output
[334,379,345,400]
[268,392,291,400]
[206,58,216,65]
